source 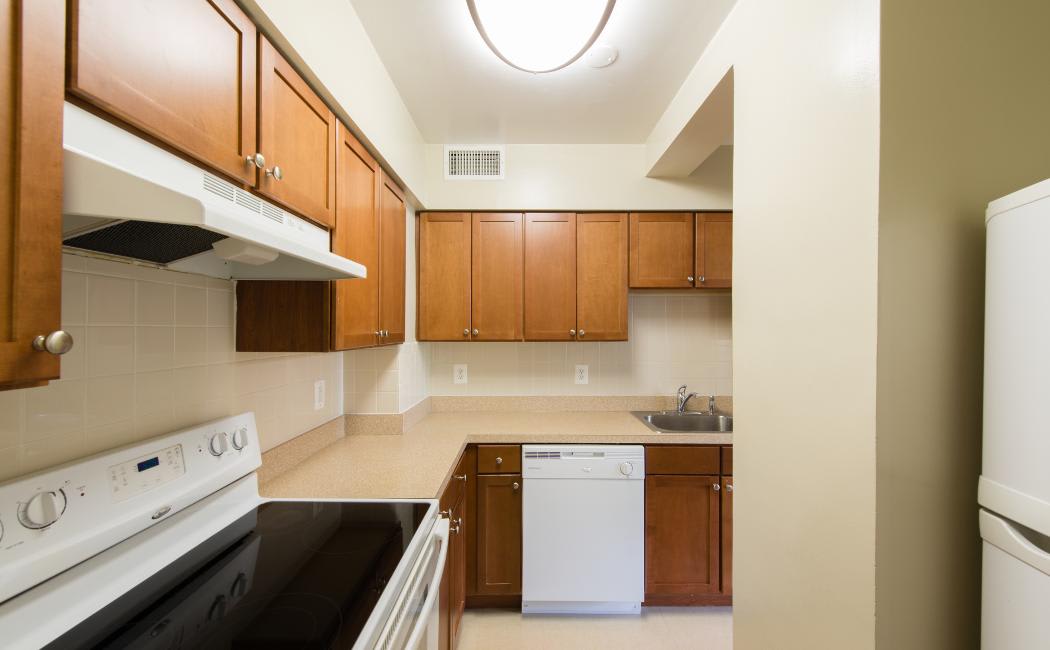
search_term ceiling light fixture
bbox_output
[466,0,616,74]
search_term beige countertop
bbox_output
[259,411,732,500]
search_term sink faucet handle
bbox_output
[708,395,717,414]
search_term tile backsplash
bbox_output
[428,293,732,397]
[0,253,343,483]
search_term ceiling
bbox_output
[350,0,737,144]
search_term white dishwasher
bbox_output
[521,444,645,615]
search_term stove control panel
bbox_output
[0,412,261,605]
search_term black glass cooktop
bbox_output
[48,500,431,650]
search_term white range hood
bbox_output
[61,102,366,281]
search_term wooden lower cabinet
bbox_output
[644,474,722,603]
[721,476,733,596]
[474,474,523,596]
[440,449,472,650]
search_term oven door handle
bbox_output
[402,518,450,650]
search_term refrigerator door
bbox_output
[981,509,1050,649]
[983,178,1050,536]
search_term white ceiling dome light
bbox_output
[466,0,617,74]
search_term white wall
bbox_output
[875,2,1050,648]
[0,255,344,483]
[656,1,881,647]
[428,293,731,397]
[423,143,732,210]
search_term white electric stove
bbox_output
[0,413,447,649]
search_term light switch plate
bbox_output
[575,364,589,385]
[314,380,325,410]
[453,364,468,384]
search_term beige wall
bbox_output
[427,293,731,398]
[0,254,344,483]
[875,2,1050,648]
[423,143,732,210]
[658,0,881,647]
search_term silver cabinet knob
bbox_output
[688,276,695,282]
[266,165,283,181]
[383,330,390,337]
[699,276,706,283]
[463,328,470,337]
[512,482,520,491]
[375,331,381,337]
[495,456,503,465]
[32,330,73,355]
[569,329,576,336]
[472,328,479,336]
[713,482,721,492]
[455,474,467,482]
[578,330,585,338]
[726,484,733,493]
[246,153,265,168]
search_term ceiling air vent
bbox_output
[444,145,505,180]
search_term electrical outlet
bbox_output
[453,364,468,385]
[575,364,589,385]
[314,380,326,410]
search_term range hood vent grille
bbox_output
[444,145,505,180]
[64,221,227,265]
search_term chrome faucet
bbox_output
[676,385,699,413]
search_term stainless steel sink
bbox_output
[632,411,733,433]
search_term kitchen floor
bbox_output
[458,607,732,650]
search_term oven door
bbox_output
[371,517,450,650]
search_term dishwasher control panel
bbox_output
[521,445,644,479]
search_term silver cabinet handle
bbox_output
[32,330,74,355]
[570,329,576,336]
[246,153,265,168]
[472,328,479,336]
[726,484,733,493]
[455,474,467,482]
[463,328,470,337]
[512,482,520,491]
[578,330,585,338]
[713,482,721,492]
[266,165,283,181]
[688,276,694,282]
[495,456,503,465]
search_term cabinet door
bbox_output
[68,0,257,184]
[577,213,628,340]
[644,475,721,598]
[0,0,65,388]
[331,122,380,350]
[418,213,471,341]
[450,497,467,648]
[472,213,523,341]
[629,212,695,288]
[378,172,406,345]
[697,212,732,289]
[257,37,336,227]
[524,213,576,341]
[476,474,523,595]
[721,477,733,595]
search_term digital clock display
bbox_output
[137,457,160,472]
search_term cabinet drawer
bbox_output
[646,446,720,475]
[477,445,521,474]
[722,447,733,475]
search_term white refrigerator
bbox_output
[981,177,1050,648]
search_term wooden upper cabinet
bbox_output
[378,172,406,345]
[68,0,257,184]
[524,213,576,341]
[629,212,695,288]
[257,37,336,228]
[0,0,65,389]
[577,213,628,340]
[331,122,380,350]
[644,474,721,599]
[418,213,472,341]
[475,474,523,596]
[472,213,523,341]
[697,211,732,289]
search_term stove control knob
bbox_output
[619,462,634,476]
[208,595,227,622]
[209,433,229,456]
[18,489,67,529]
[231,427,248,451]
[230,572,248,598]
